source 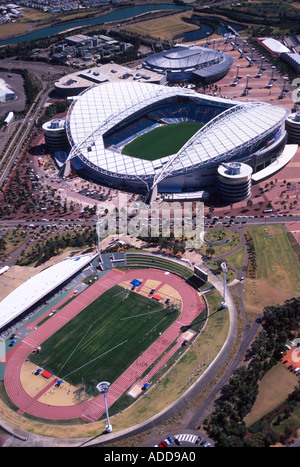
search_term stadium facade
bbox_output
[60,80,292,200]
[142,44,234,84]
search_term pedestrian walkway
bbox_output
[176,433,198,444]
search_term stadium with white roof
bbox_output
[61,80,292,201]
[142,44,234,83]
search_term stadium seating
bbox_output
[103,98,228,151]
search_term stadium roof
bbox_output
[65,81,289,181]
[0,254,96,330]
[142,44,232,74]
[261,38,290,55]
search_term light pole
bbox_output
[97,381,112,432]
[221,262,227,308]
[249,48,255,67]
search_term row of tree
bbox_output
[16,229,96,267]
[244,231,257,279]
[138,231,186,256]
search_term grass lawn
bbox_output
[122,122,203,160]
[245,362,299,427]
[243,224,300,318]
[224,246,246,271]
[245,224,300,292]
[1,230,28,255]
[29,285,179,392]
[123,11,199,41]
[202,228,241,256]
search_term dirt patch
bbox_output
[243,277,298,316]
[20,360,91,407]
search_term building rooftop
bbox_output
[0,254,95,330]
[65,81,289,180]
[55,63,164,95]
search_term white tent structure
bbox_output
[0,78,15,101]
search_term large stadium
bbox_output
[62,80,292,201]
[142,44,234,83]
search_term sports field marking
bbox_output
[145,317,168,337]
[58,323,94,375]
[61,340,128,380]
[120,306,168,320]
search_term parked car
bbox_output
[158,441,167,447]
[174,437,181,446]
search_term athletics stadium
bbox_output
[61,80,294,202]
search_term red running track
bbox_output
[4,269,205,423]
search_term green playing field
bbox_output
[122,122,204,160]
[29,285,180,393]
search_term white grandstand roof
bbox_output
[66,81,289,180]
[0,254,95,330]
[170,102,287,173]
[262,38,290,55]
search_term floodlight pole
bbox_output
[96,212,102,263]
[97,381,112,432]
[271,65,276,81]
[221,262,227,308]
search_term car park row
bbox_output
[155,433,211,448]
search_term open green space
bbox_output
[202,228,241,256]
[122,122,203,160]
[245,363,299,428]
[29,285,179,392]
[244,224,300,293]
[242,224,300,321]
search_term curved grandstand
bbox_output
[62,81,291,197]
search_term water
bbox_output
[0,4,191,46]
[174,15,244,42]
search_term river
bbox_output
[0,4,191,46]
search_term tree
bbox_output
[206,247,215,258]
[0,236,7,253]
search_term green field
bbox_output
[29,285,179,393]
[122,122,204,160]
[245,224,300,293]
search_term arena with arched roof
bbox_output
[61,80,292,200]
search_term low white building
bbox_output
[0,78,15,101]
[0,254,97,330]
